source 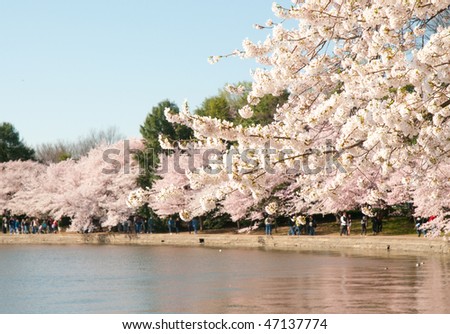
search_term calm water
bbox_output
[0,245,449,314]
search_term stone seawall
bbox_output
[1,233,449,255]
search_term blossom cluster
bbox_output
[265,202,278,215]
[361,206,376,218]
[126,188,149,209]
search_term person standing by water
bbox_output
[124,218,131,234]
[147,216,154,234]
[306,215,311,235]
[308,215,317,235]
[135,216,143,234]
[15,218,21,234]
[415,217,425,237]
[340,212,348,236]
[361,215,368,235]
[288,217,296,235]
[32,219,38,234]
[41,220,48,234]
[347,214,352,235]
[372,215,380,234]
[51,219,59,233]
[378,214,383,233]
[265,215,274,235]
[167,216,175,234]
[187,219,193,234]
[2,216,8,234]
[10,217,17,234]
[175,217,181,234]
[191,217,199,234]
[295,215,307,235]
[143,217,149,234]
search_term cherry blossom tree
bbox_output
[161,1,450,235]
[147,140,298,225]
[1,139,143,231]
[0,160,46,213]
[49,139,143,231]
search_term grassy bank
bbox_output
[224,216,416,236]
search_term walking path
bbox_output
[1,233,449,255]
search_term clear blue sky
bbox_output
[0,0,276,147]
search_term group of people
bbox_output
[339,212,352,236]
[339,212,383,236]
[117,215,200,235]
[167,216,199,234]
[2,208,435,237]
[415,216,436,237]
[117,216,155,234]
[288,215,317,236]
[264,214,317,236]
[2,214,59,235]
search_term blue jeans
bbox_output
[265,224,272,235]
[135,223,142,234]
[296,225,305,235]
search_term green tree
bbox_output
[137,100,193,188]
[194,82,288,127]
[247,91,289,126]
[0,122,35,162]
[195,95,234,121]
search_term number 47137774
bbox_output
[263,318,327,330]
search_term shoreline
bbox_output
[1,232,449,256]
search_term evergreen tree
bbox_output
[0,122,34,162]
[137,100,193,188]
